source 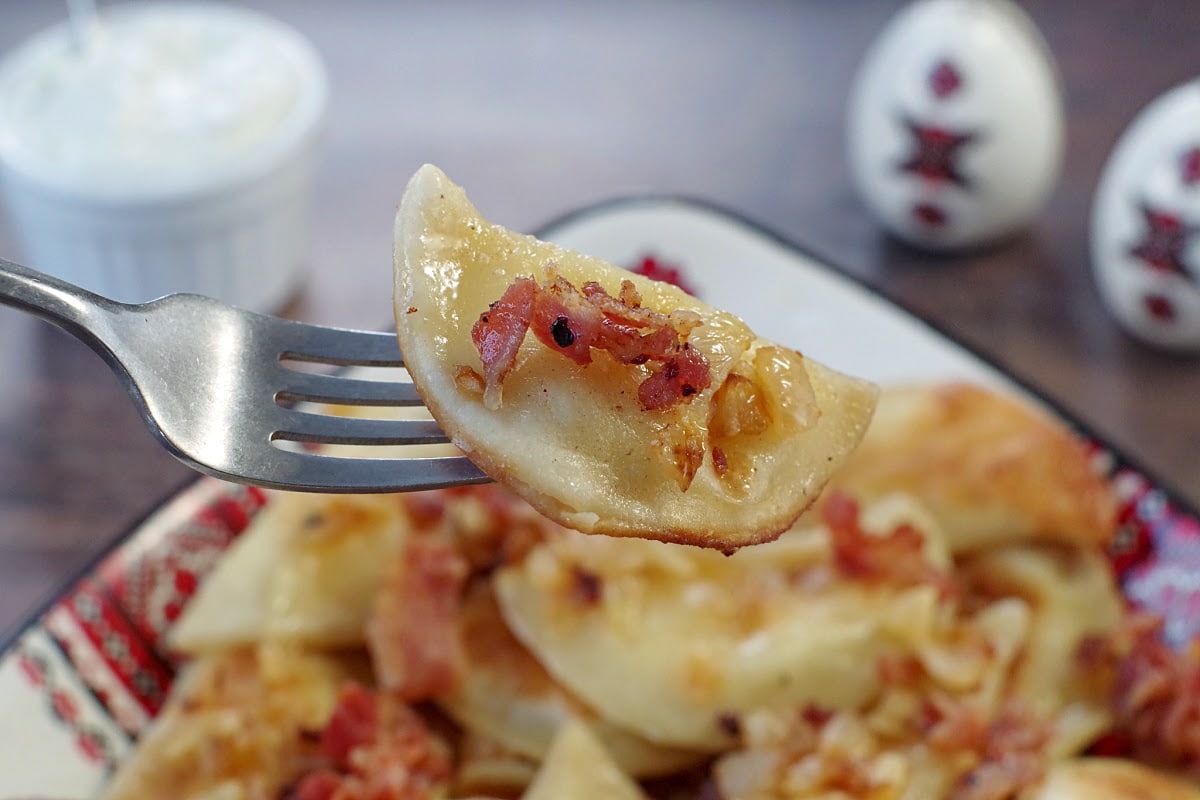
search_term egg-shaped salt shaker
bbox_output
[1091,81,1200,352]
[847,0,1065,251]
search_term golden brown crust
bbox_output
[826,382,1116,553]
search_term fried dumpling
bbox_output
[521,720,648,800]
[959,543,1124,756]
[827,383,1116,553]
[170,491,410,653]
[393,164,877,550]
[441,580,705,777]
[493,496,956,750]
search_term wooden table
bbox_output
[0,0,1196,634]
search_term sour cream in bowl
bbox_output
[0,2,328,312]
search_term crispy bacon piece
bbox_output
[366,536,468,701]
[876,653,925,688]
[471,276,536,409]
[822,491,956,596]
[290,683,451,800]
[1081,613,1200,769]
[292,771,341,800]
[320,682,381,763]
[638,346,712,411]
[947,704,1049,800]
[470,269,711,412]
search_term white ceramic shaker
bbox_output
[847,0,1065,251]
[1091,80,1200,352]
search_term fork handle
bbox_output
[0,256,125,349]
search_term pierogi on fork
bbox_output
[393,164,877,550]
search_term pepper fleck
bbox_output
[551,315,575,347]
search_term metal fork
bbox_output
[0,257,488,493]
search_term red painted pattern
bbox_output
[630,254,699,297]
[101,485,266,650]
[929,60,963,99]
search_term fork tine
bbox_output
[272,409,450,446]
[226,448,489,493]
[279,324,405,367]
[275,370,424,406]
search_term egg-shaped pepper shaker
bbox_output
[1091,81,1200,352]
[847,0,1065,251]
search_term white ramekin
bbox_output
[0,3,328,313]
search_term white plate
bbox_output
[0,196,1193,798]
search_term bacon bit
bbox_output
[801,704,834,729]
[616,280,642,308]
[292,683,451,800]
[404,484,553,576]
[471,276,536,410]
[406,307,418,315]
[530,280,596,365]
[366,537,468,701]
[638,347,713,411]
[320,683,381,763]
[289,770,340,800]
[876,653,925,688]
[568,564,603,606]
[919,697,1049,800]
[1087,730,1134,757]
[298,727,324,744]
[711,446,729,477]
[923,695,988,755]
[1084,612,1200,769]
[401,491,448,530]
[823,491,956,596]
[472,269,711,412]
